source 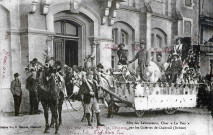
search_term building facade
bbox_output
[200,0,213,76]
[0,0,199,112]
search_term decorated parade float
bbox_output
[103,37,202,117]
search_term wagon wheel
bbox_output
[122,68,137,82]
[111,104,120,115]
[135,110,145,117]
[109,103,119,115]
[164,108,177,115]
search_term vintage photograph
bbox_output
[0,0,213,134]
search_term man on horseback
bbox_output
[127,41,149,81]
[54,61,68,98]
[80,71,105,126]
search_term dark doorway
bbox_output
[65,40,78,67]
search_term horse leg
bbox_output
[42,102,50,133]
[50,113,55,128]
[81,103,86,122]
[107,100,114,118]
[50,103,59,134]
[58,96,64,126]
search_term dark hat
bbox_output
[33,58,38,62]
[118,43,125,48]
[14,73,20,77]
[140,40,146,45]
[96,63,104,69]
[87,71,94,75]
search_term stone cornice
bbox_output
[88,36,113,42]
[7,28,55,36]
[152,13,172,21]
[119,4,140,13]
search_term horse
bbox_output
[36,66,64,134]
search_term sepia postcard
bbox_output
[0,0,213,135]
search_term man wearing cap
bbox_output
[167,53,182,83]
[27,58,43,73]
[117,43,128,66]
[26,73,39,114]
[27,58,43,114]
[79,71,104,126]
[10,73,22,116]
[127,41,149,81]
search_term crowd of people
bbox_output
[9,39,213,120]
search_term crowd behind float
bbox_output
[9,38,213,133]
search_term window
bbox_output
[111,56,115,69]
[151,52,155,60]
[151,34,155,47]
[121,30,128,45]
[54,21,78,36]
[112,29,118,44]
[54,21,62,34]
[65,23,77,36]
[185,0,192,7]
[184,21,192,34]
[156,35,162,48]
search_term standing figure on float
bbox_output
[117,43,128,70]
[127,41,149,81]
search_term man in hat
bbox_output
[174,38,183,55]
[127,41,149,81]
[54,61,68,98]
[10,73,22,116]
[117,43,128,66]
[79,71,104,126]
[167,53,182,83]
[26,58,43,114]
[26,73,39,114]
[27,58,43,73]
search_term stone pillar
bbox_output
[97,22,113,70]
[167,0,172,16]
[90,40,100,66]
[146,12,152,50]
[134,0,140,8]
[98,40,112,69]
[178,20,183,35]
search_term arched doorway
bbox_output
[53,20,80,67]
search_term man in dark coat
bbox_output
[166,53,182,83]
[10,73,22,116]
[79,71,104,126]
[117,43,128,65]
[128,41,149,81]
[26,73,39,114]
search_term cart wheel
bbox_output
[111,104,119,115]
[164,108,177,115]
[135,110,145,117]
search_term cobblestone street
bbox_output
[0,101,213,135]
